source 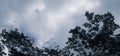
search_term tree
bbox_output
[1,11,120,56]
[0,29,42,56]
[0,29,69,56]
[66,11,120,56]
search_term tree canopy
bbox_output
[66,11,120,56]
[0,11,120,56]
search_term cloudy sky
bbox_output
[0,0,120,48]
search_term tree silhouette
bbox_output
[66,11,120,56]
[0,11,120,56]
[0,29,42,56]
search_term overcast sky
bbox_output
[0,0,120,48]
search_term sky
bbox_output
[0,0,120,48]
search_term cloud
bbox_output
[40,0,101,47]
[0,0,104,48]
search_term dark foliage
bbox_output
[0,11,120,56]
[0,29,41,56]
[66,11,120,56]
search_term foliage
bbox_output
[0,11,120,56]
[66,11,120,56]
